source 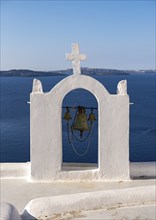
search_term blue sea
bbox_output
[0,74,156,163]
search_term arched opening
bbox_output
[62,88,98,170]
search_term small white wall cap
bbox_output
[32,79,43,93]
[117,80,127,95]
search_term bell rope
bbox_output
[67,121,93,157]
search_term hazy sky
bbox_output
[1,0,155,71]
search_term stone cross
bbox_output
[66,43,86,75]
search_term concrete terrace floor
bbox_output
[1,162,156,219]
[69,204,156,220]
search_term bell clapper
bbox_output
[80,129,83,138]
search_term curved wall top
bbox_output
[49,75,110,102]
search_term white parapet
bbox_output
[1,162,30,179]
[0,162,155,180]
[21,185,155,220]
[130,162,156,178]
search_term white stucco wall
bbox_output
[30,75,130,181]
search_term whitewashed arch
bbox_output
[50,75,109,171]
[30,75,130,181]
[61,85,99,164]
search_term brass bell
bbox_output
[73,106,89,137]
[63,107,72,121]
[88,109,96,123]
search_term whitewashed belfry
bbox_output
[30,43,130,181]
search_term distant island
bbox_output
[0,68,155,77]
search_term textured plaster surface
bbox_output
[22,185,155,219]
[30,75,130,181]
[73,204,156,220]
[130,162,156,178]
[1,163,30,179]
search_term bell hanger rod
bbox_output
[62,106,97,110]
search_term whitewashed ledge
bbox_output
[0,162,155,180]
[0,162,30,179]
[130,162,156,178]
[21,185,155,220]
[1,185,155,220]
